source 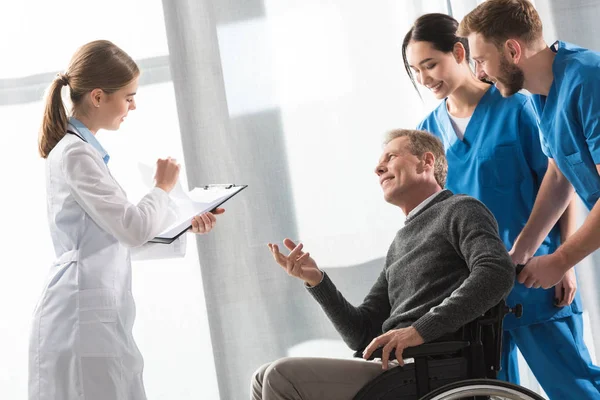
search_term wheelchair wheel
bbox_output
[419,379,546,400]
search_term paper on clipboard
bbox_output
[150,184,246,243]
[138,162,246,244]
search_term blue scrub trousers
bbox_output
[498,314,600,399]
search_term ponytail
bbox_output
[38,40,139,158]
[39,75,70,158]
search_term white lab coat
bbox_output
[29,129,184,400]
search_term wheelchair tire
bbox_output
[419,379,546,400]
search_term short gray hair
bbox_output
[384,129,447,188]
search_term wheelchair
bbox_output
[352,301,546,400]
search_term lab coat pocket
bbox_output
[46,250,79,288]
[565,151,600,195]
[78,289,119,357]
[478,145,523,188]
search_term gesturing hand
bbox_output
[267,238,323,287]
[362,326,424,370]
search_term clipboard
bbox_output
[149,184,247,244]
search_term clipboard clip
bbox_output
[203,184,235,190]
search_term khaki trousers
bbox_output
[250,357,399,400]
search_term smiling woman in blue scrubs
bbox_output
[402,13,600,399]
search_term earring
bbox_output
[95,104,100,108]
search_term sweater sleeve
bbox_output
[412,199,515,342]
[307,270,391,351]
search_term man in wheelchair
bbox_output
[253,129,516,400]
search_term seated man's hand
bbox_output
[189,208,225,234]
[268,238,323,287]
[362,326,424,370]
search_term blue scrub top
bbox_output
[418,85,581,329]
[532,41,600,210]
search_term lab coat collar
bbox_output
[68,117,110,164]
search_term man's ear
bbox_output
[422,152,435,168]
[452,42,467,64]
[418,152,435,174]
[505,39,522,64]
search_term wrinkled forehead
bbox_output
[379,137,410,161]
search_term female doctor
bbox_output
[30,40,222,400]
[403,14,600,398]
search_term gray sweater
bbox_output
[308,190,514,349]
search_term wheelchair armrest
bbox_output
[354,340,470,361]
[404,341,471,358]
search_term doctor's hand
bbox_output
[555,268,577,307]
[517,252,571,289]
[508,246,531,267]
[267,238,323,287]
[154,157,180,193]
[189,208,225,234]
[362,326,424,370]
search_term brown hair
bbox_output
[39,40,139,158]
[384,129,447,188]
[457,0,543,46]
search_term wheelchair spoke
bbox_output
[420,379,545,400]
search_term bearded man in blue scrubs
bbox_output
[457,0,600,398]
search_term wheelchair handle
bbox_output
[515,263,525,275]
